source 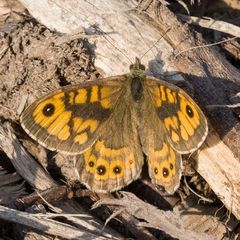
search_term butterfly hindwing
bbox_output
[75,94,144,192]
[146,139,182,194]
[139,92,182,193]
[20,77,124,154]
[145,77,208,154]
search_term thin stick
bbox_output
[183,177,213,203]
[175,36,238,58]
[178,14,240,38]
[206,103,240,109]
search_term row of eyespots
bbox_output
[153,148,176,183]
[68,86,114,109]
[83,143,136,180]
[85,155,124,180]
[152,86,177,107]
[33,93,72,140]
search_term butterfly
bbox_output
[20,58,208,194]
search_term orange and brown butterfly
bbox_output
[20,58,208,194]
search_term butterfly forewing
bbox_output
[20,77,125,154]
[145,77,208,154]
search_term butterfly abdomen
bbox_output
[131,76,143,101]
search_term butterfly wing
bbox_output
[139,93,182,194]
[145,77,208,154]
[20,77,125,155]
[75,91,144,192]
[21,76,144,192]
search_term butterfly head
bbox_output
[129,57,146,76]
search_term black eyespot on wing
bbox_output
[186,105,194,118]
[42,103,55,116]
[97,165,106,175]
[113,166,122,174]
[89,161,94,167]
[162,168,169,178]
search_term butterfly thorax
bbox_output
[129,58,146,102]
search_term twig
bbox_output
[183,177,213,203]
[178,14,240,38]
[175,36,238,57]
[33,213,92,218]
[207,103,240,109]
[36,190,62,213]
[102,208,125,232]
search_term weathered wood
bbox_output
[56,200,124,239]
[17,0,240,221]
[0,125,56,190]
[0,169,26,205]
[94,192,213,240]
[0,204,119,239]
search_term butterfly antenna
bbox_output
[94,26,133,64]
[140,28,171,60]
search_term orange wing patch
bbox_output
[75,89,87,104]
[72,117,100,145]
[83,140,127,180]
[147,143,181,193]
[33,92,65,127]
[150,85,202,144]
[73,118,99,134]
[151,147,177,183]
[176,93,201,140]
[33,92,72,140]
[76,139,142,192]
[67,86,116,109]
[149,86,177,107]
[166,88,176,103]
[100,86,115,109]
[94,140,128,158]
[74,132,88,144]
[90,86,99,102]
